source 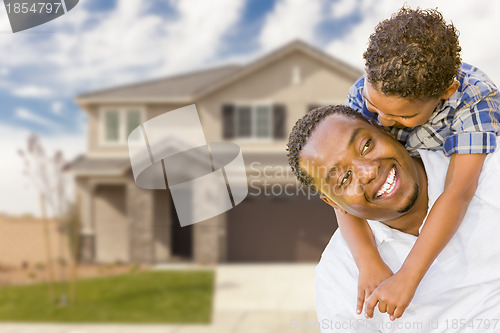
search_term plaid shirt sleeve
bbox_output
[345,76,379,122]
[443,89,500,156]
[345,77,365,111]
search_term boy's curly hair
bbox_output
[364,6,462,100]
[287,105,368,192]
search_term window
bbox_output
[237,106,252,138]
[101,108,144,144]
[222,104,286,140]
[235,105,272,139]
[255,106,271,138]
[104,110,120,142]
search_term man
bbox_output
[287,105,500,332]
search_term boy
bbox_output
[338,7,500,320]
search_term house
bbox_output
[68,40,362,264]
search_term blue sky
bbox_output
[1,0,500,215]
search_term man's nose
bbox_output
[377,113,396,127]
[353,159,379,185]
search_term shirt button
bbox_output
[424,138,430,144]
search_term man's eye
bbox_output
[361,139,372,155]
[340,170,352,186]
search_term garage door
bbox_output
[226,192,337,262]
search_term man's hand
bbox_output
[357,261,393,314]
[364,271,418,320]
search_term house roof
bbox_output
[75,40,362,105]
[76,65,241,104]
[65,155,130,175]
[66,151,292,177]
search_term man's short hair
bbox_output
[364,6,462,100]
[287,105,368,191]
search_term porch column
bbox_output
[127,181,155,263]
[76,178,95,263]
[193,213,227,264]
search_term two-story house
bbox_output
[68,40,362,264]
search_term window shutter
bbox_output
[222,104,235,139]
[273,104,286,139]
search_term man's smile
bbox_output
[374,165,398,199]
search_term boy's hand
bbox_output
[357,261,393,314]
[364,271,418,321]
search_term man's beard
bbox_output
[397,183,419,213]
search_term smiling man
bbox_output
[287,105,500,332]
[289,105,427,233]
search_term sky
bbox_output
[1,0,500,216]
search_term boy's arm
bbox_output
[335,210,393,314]
[365,153,486,320]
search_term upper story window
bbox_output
[235,105,273,139]
[101,108,144,144]
[222,103,286,140]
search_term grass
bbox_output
[0,270,214,323]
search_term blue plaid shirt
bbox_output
[345,63,500,156]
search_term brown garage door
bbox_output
[226,193,337,262]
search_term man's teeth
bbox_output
[376,167,396,198]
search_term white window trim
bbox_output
[233,101,274,142]
[99,107,146,146]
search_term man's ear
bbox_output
[441,80,460,99]
[320,194,346,214]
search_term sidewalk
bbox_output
[0,264,320,333]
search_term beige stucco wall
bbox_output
[197,50,359,151]
[93,184,129,263]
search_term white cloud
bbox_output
[259,0,325,51]
[0,0,247,96]
[326,0,500,85]
[159,0,246,74]
[15,108,60,130]
[330,0,359,19]
[0,124,85,217]
[12,85,54,98]
[51,101,63,115]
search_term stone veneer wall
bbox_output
[127,181,155,263]
[193,213,226,264]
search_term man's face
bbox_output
[363,79,440,128]
[299,114,421,221]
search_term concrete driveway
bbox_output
[0,264,321,333]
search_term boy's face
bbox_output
[363,79,441,128]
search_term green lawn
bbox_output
[0,270,214,323]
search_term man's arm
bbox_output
[365,153,486,320]
[335,210,393,314]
